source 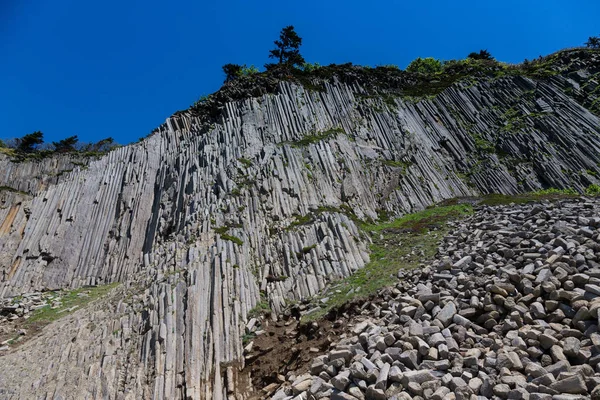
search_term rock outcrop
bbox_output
[0,49,599,399]
[273,198,600,399]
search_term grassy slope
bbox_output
[302,204,473,322]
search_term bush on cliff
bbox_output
[406,57,443,74]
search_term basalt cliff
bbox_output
[0,49,599,399]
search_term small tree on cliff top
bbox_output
[16,131,44,153]
[268,25,305,69]
[586,36,600,49]
[53,135,79,153]
[468,49,494,61]
[222,63,243,82]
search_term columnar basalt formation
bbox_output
[0,50,599,398]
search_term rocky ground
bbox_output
[0,290,63,350]
[255,198,600,399]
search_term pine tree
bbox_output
[468,50,494,60]
[53,135,79,153]
[586,36,600,49]
[222,63,243,83]
[16,131,44,153]
[268,26,305,69]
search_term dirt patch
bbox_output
[242,297,379,399]
[243,317,337,398]
[0,318,46,352]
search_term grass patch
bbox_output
[214,226,230,235]
[472,133,496,153]
[286,213,316,230]
[242,332,256,345]
[26,283,120,325]
[214,225,244,245]
[286,204,364,231]
[302,204,473,322]
[238,157,253,167]
[586,184,600,196]
[479,188,579,206]
[248,296,271,318]
[220,233,244,245]
[281,127,345,147]
[0,186,28,195]
[362,204,472,233]
[0,147,16,156]
[301,244,317,254]
[383,160,412,173]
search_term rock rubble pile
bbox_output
[0,291,61,322]
[273,198,600,399]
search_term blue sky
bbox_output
[1,0,599,145]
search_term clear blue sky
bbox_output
[1,0,598,145]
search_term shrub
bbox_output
[585,184,600,196]
[239,65,259,76]
[302,62,321,73]
[531,187,578,196]
[468,49,494,60]
[193,94,210,107]
[406,57,443,74]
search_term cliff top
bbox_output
[185,47,600,124]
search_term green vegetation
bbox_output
[52,135,79,153]
[267,25,305,70]
[302,62,322,72]
[282,127,345,147]
[285,204,363,233]
[26,283,120,325]
[301,244,317,254]
[362,204,472,233]
[468,50,494,61]
[240,65,260,76]
[531,187,578,195]
[586,35,600,49]
[16,131,44,153]
[242,332,256,345]
[287,213,314,230]
[222,64,261,83]
[302,204,473,322]
[197,28,600,123]
[222,63,242,82]
[383,159,412,174]
[0,186,28,195]
[248,295,271,318]
[472,133,496,153]
[406,57,443,74]
[193,94,210,107]
[214,225,244,245]
[586,184,600,196]
[383,159,412,168]
[238,157,253,167]
[479,189,579,206]
[1,133,119,162]
[220,233,244,246]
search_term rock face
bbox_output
[273,198,600,399]
[0,49,599,398]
